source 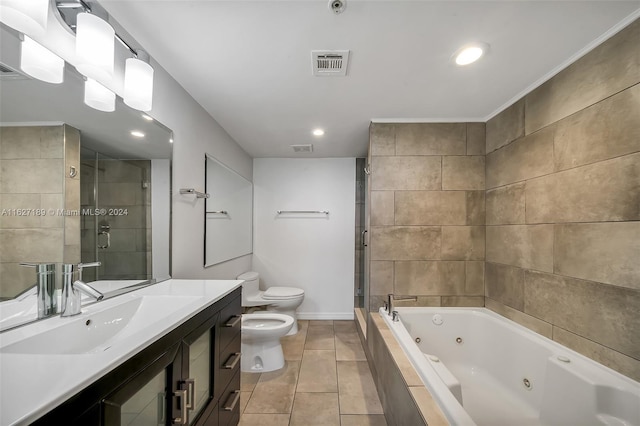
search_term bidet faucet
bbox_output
[387,293,418,316]
[60,262,103,317]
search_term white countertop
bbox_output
[0,279,242,425]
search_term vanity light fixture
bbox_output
[124,50,154,111]
[0,0,49,37]
[84,78,115,112]
[20,35,64,83]
[75,11,115,82]
[453,42,489,66]
[130,130,145,138]
[312,128,325,136]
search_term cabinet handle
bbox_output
[225,315,241,327]
[223,352,241,370]
[172,389,188,424]
[184,378,196,410]
[223,390,241,411]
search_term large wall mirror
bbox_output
[0,25,172,330]
[204,154,252,266]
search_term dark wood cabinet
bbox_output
[32,288,241,426]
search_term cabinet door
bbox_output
[181,313,219,425]
[103,344,181,426]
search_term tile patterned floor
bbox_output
[239,320,387,426]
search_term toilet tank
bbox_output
[237,271,260,305]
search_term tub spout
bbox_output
[387,294,418,316]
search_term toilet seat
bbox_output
[263,287,304,300]
[242,313,294,331]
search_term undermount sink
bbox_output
[1,295,201,355]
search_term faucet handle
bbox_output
[78,261,101,270]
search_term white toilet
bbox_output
[237,271,304,335]
[241,313,294,373]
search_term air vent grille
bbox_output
[291,144,313,153]
[312,50,349,76]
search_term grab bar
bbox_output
[276,210,329,214]
[179,188,210,199]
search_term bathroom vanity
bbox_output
[0,279,242,426]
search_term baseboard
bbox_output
[297,312,354,320]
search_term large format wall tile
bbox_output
[395,191,467,225]
[370,226,441,260]
[371,156,441,190]
[0,228,64,262]
[486,225,553,272]
[486,99,525,154]
[394,261,465,295]
[1,159,64,194]
[465,191,485,225]
[465,261,485,295]
[485,262,525,310]
[370,261,393,296]
[524,271,640,359]
[526,153,640,224]
[442,156,485,190]
[554,222,640,289]
[485,297,552,338]
[486,183,525,225]
[441,226,485,260]
[525,19,640,134]
[486,126,554,189]
[395,123,466,156]
[466,123,486,155]
[552,327,640,381]
[554,83,640,171]
[370,124,395,156]
[370,191,394,226]
[0,126,63,159]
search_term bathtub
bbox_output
[380,307,640,426]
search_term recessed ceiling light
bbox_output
[131,130,145,138]
[141,113,153,121]
[312,128,325,136]
[454,42,489,66]
[169,138,174,144]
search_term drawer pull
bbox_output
[172,389,187,424]
[225,315,241,328]
[223,390,241,411]
[223,352,241,370]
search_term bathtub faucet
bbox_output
[387,293,418,316]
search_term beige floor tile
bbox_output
[240,391,251,414]
[337,361,384,415]
[297,350,338,392]
[308,320,334,327]
[340,414,388,426]
[281,323,308,361]
[305,325,336,350]
[241,371,261,392]
[334,320,357,333]
[238,413,291,426]
[290,393,340,426]
[244,361,300,414]
[335,329,367,361]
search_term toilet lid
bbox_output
[263,286,304,300]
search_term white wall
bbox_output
[253,158,356,320]
[148,61,253,279]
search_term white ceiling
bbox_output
[101,1,640,158]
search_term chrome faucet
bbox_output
[387,293,418,316]
[20,263,57,318]
[60,262,103,317]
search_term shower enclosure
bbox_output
[355,158,367,311]
[80,147,152,282]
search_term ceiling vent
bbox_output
[0,63,28,80]
[312,50,349,76]
[291,144,313,153]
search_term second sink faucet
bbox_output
[60,262,104,317]
[386,293,418,316]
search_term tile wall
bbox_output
[0,125,80,298]
[484,19,640,380]
[367,122,486,311]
